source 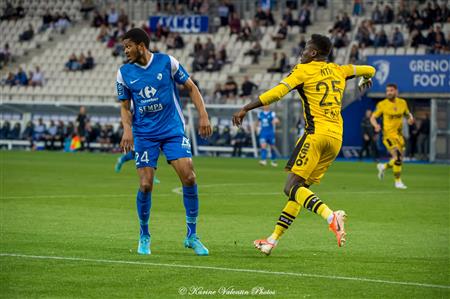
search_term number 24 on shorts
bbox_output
[135,151,150,165]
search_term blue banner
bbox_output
[149,15,208,33]
[367,55,450,93]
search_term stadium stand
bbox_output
[0,0,449,159]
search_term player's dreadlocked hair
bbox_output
[310,34,332,57]
[122,28,150,49]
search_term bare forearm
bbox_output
[120,103,132,131]
[370,116,378,128]
[243,98,264,112]
[189,87,208,117]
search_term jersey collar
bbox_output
[134,51,154,69]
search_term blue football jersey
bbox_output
[259,111,276,135]
[116,52,189,139]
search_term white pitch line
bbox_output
[1,253,449,290]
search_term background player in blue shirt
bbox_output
[257,106,279,167]
[116,28,212,256]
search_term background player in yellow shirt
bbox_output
[232,34,376,255]
[370,83,414,189]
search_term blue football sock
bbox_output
[261,148,267,160]
[183,185,199,238]
[121,150,135,163]
[270,147,277,161]
[136,190,151,237]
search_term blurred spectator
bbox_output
[99,124,114,151]
[0,121,11,139]
[382,4,394,24]
[97,24,110,42]
[254,7,267,25]
[40,9,54,32]
[272,21,288,49]
[19,24,34,42]
[244,41,262,64]
[44,120,58,150]
[217,45,227,66]
[353,0,362,16]
[333,12,352,33]
[15,67,28,86]
[372,5,383,24]
[92,10,107,27]
[8,122,21,140]
[229,12,241,35]
[410,29,426,47]
[359,109,378,160]
[204,38,215,53]
[30,66,44,86]
[373,29,388,48]
[80,0,96,19]
[268,52,287,73]
[249,19,263,41]
[107,7,119,27]
[118,9,129,27]
[0,43,11,68]
[65,53,81,71]
[5,72,16,86]
[390,27,405,47]
[82,51,95,70]
[22,121,34,147]
[349,44,360,64]
[282,8,294,26]
[240,76,258,97]
[213,83,225,100]
[218,1,230,26]
[298,4,311,33]
[34,118,46,142]
[331,29,349,48]
[264,8,275,26]
[232,128,248,157]
[223,76,238,99]
[417,115,430,160]
[293,36,306,57]
[54,13,72,33]
[76,106,88,150]
[217,126,231,146]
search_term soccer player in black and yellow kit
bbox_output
[232,34,376,255]
[370,83,414,189]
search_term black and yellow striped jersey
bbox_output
[259,61,375,141]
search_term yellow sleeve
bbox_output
[259,83,291,106]
[340,64,376,79]
[259,66,304,105]
[372,102,383,118]
[403,100,411,116]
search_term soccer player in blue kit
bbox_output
[257,106,279,167]
[116,28,212,256]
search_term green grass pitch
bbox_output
[1,151,449,298]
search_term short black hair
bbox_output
[386,83,398,89]
[122,28,150,49]
[310,34,332,57]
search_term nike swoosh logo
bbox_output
[130,79,140,84]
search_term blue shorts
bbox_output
[259,133,275,145]
[134,135,192,169]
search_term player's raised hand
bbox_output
[232,109,247,127]
[198,115,212,139]
[120,129,134,153]
[358,77,373,93]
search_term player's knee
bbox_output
[182,172,196,186]
[139,181,153,193]
[395,149,402,163]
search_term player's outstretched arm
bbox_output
[233,83,290,127]
[120,100,134,153]
[184,78,212,138]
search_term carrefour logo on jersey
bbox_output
[138,85,163,114]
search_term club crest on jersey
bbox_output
[157,73,162,80]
